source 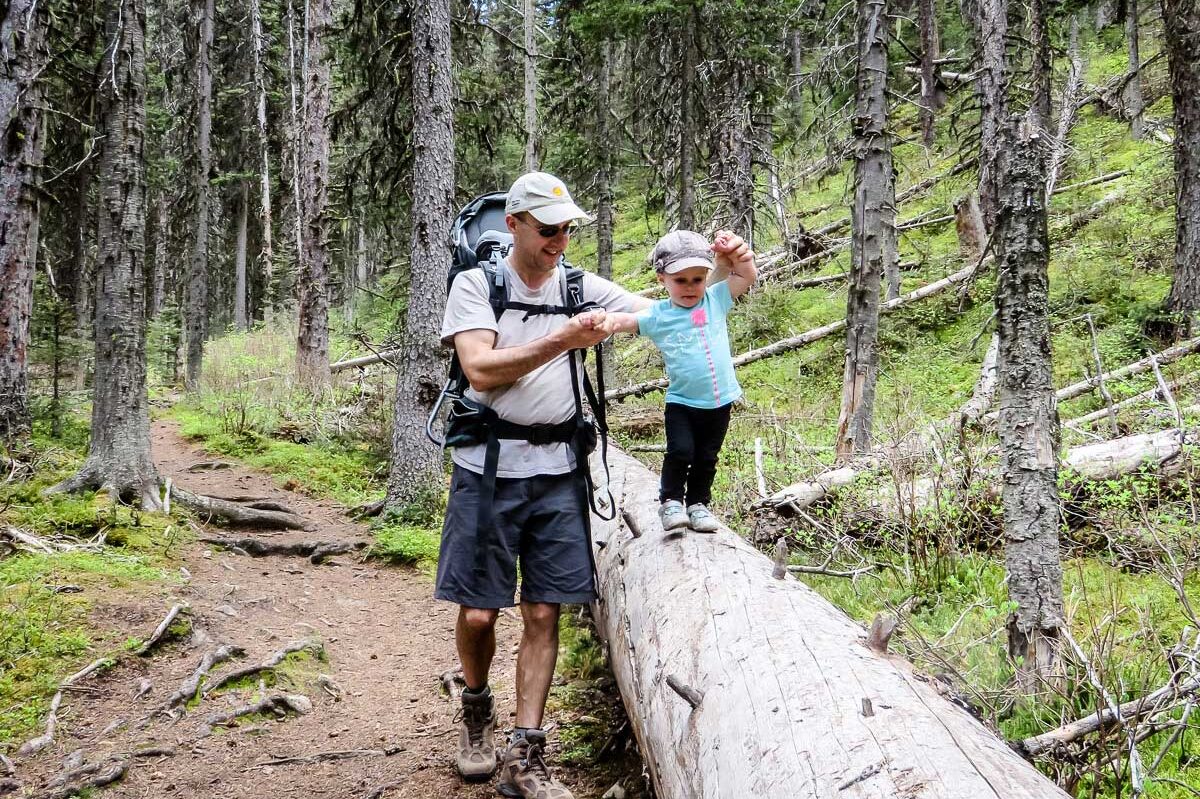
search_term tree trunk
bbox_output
[251,0,275,318]
[184,0,214,390]
[50,0,160,508]
[1029,0,1053,135]
[994,117,1063,689]
[975,0,1008,230]
[788,28,804,113]
[1124,0,1144,139]
[677,7,697,231]
[592,448,1073,799]
[234,181,249,331]
[1162,0,1200,330]
[286,0,304,299]
[149,191,167,318]
[836,0,895,459]
[918,0,939,146]
[955,192,987,260]
[69,162,93,391]
[386,0,453,509]
[523,0,538,171]
[296,0,332,388]
[596,39,616,390]
[0,0,47,445]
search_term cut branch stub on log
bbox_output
[591,447,1070,798]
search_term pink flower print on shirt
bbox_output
[691,307,708,327]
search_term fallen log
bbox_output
[1065,373,1198,430]
[172,486,312,530]
[609,262,982,402]
[591,448,1070,798]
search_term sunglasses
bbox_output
[517,215,577,238]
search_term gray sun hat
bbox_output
[505,172,592,225]
[650,230,715,274]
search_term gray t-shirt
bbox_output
[440,261,637,478]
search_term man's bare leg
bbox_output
[457,606,499,690]
[514,601,561,728]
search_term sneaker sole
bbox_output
[497,785,522,798]
[662,520,689,531]
[689,525,719,534]
[460,767,497,784]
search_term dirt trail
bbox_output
[10,421,626,799]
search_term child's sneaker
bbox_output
[686,504,720,533]
[659,500,689,531]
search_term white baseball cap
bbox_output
[650,230,715,274]
[505,172,592,225]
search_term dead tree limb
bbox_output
[1064,373,1198,430]
[203,639,323,697]
[172,486,311,530]
[46,756,130,799]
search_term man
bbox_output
[436,171,650,798]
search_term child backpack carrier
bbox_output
[425,191,615,583]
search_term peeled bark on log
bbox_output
[591,448,1070,798]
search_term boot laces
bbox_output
[523,741,552,782]
[457,701,490,746]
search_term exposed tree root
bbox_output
[439,666,465,701]
[17,658,111,757]
[172,486,311,530]
[203,639,323,697]
[253,746,402,768]
[204,693,312,729]
[198,535,366,563]
[43,464,162,511]
[136,603,188,656]
[348,498,386,519]
[242,500,297,514]
[186,460,234,472]
[46,756,129,799]
[163,644,244,714]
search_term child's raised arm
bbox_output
[711,231,757,299]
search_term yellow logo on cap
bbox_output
[552,186,564,197]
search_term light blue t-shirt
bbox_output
[637,280,742,409]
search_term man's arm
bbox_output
[455,311,609,392]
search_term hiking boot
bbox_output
[659,500,689,531]
[686,503,720,533]
[498,730,575,799]
[455,687,497,782]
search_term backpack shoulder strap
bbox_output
[481,260,507,322]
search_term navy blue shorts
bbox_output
[434,465,595,609]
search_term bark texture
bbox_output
[918,0,940,146]
[250,0,275,316]
[677,8,697,230]
[386,0,453,509]
[836,0,895,459]
[994,118,1062,687]
[184,0,214,390]
[523,0,538,171]
[975,0,1008,229]
[0,0,47,444]
[1162,0,1200,326]
[1028,0,1052,134]
[1126,0,1144,140]
[51,0,160,508]
[296,0,332,388]
[234,182,249,330]
[596,40,616,390]
[592,447,1073,799]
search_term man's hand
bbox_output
[710,229,757,299]
[557,309,609,350]
[596,311,640,337]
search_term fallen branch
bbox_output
[1017,673,1200,758]
[204,693,312,729]
[163,644,244,712]
[198,535,366,563]
[172,486,312,531]
[203,639,323,697]
[1051,169,1131,196]
[17,657,111,757]
[1065,373,1199,431]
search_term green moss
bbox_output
[369,523,440,569]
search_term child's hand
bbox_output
[711,230,754,273]
[595,312,638,337]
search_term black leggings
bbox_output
[660,402,733,506]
